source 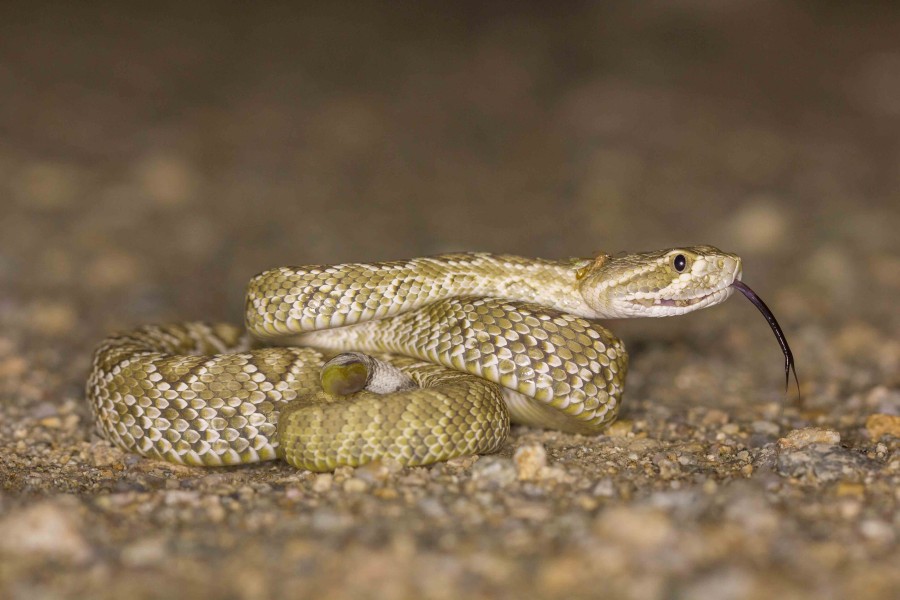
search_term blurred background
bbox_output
[2,3,899,598]
[2,3,896,293]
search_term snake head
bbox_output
[578,245,742,318]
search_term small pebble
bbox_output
[701,409,730,427]
[777,427,841,450]
[513,443,547,481]
[606,420,633,437]
[342,477,368,493]
[310,509,352,534]
[121,536,167,567]
[470,456,517,487]
[591,478,616,498]
[720,423,741,436]
[593,506,674,550]
[655,458,680,480]
[751,421,780,436]
[312,474,333,493]
[444,455,480,471]
[864,386,900,414]
[839,499,862,520]
[38,416,62,428]
[776,441,870,484]
[0,500,92,564]
[865,414,900,441]
[164,490,201,505]
[417,497,447,519]
[681,567,754,600]
[204,497,227,523]
[859,520,896,546]
[508,499,551,521]
[355,458,403,483]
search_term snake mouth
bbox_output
[629,287,731,309]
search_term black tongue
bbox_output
[730,280,801,402]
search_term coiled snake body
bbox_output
[87,248,746,471]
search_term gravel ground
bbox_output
[1,3,898,599]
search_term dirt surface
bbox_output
[1,3,899,599]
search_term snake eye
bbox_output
[673,254,687,272]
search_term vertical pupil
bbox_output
[674,254,686,271]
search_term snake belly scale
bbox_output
[87,248,742,471]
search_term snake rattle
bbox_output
[87,246,797,471]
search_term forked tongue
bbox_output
[730,280,801,402]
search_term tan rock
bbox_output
[865,413,900,441]
[513,443,547,481]
[777,427,841,450]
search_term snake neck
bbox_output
[246,252,597,338]
[430,253,596,317]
